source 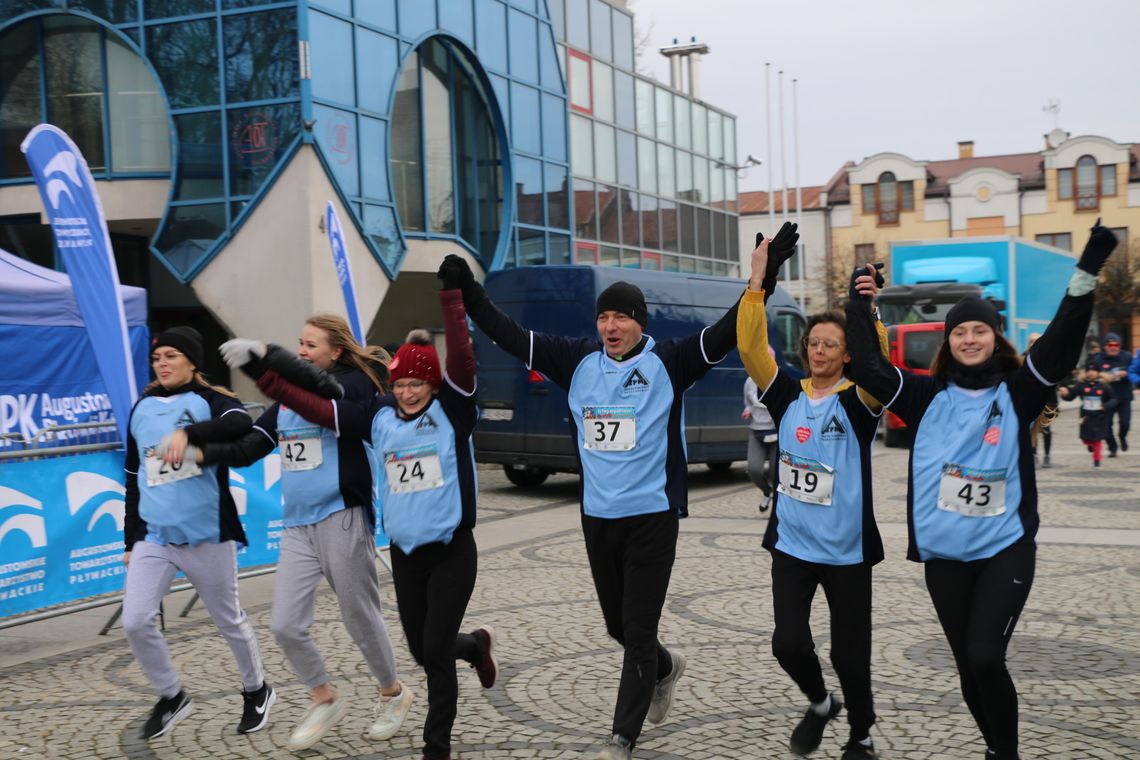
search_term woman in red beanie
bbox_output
[253,277,496,760]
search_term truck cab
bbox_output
[472,266,805,487]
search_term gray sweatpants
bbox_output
[123,540,265,699]
[271,507,399,690]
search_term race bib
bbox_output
[581,406,637,451]
[938,463,1006,517]
[384,443,444,494]
[144,451,202,487]
[776,450,835,506]
[1081,397,1103,412]
[279,426,323,471]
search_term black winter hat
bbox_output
[944,296,1000,337]
[596,281,648,327]
[152,326,204,370]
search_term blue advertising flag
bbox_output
[20,125,137,447]
[325,201,365,344]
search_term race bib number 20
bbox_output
[144,452,202,487]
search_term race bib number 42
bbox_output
[384,444,444,494]
[777,450,835,506]
[279,427,323,471]
[938,463,1006,517]
[144,452,202,487]
[582,406,636,451]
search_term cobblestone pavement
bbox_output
[1,409,1137,760]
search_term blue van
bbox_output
[472,266,806,487]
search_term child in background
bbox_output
[1059,363,1118,467]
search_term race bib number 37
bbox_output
[145,452,202,487]
[776,450,835,506]
[938,463,1006,517]
[279,427,323,471]
[582,406,637,451]
[384,444,444,494]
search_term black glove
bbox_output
[438,253,476,293]
[1077,218,1118,276]
[848,262,885,303]
[262,345,345,399]
[757,221,800,296]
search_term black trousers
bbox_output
[770,550,876,737]
[924,540,1035,759]
[390,529,481,760]
[582,509,678,746]
[1105,395,1131,452]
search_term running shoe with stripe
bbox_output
[141,690,193,740]
[367,682,413,741]
[237,681,275,734]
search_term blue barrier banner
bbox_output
[21,125,137,447]
[325,201,365,344]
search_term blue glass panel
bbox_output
[228,102,300,196]
[0,20,42,180]
[545,161,568,229]
[510,0,537,11]
[515,156,542,225]
[518,225,544,266]
[546,0,565,38]
[507,8,538,84]
[310,11,355,106]
[588,0,610,61]
[539,23,561,90]
[314,104,359,196]
[510,82,540,154]
[146,19,219,109]
[224,9,298,104]
[489,74,509,124]
[540,92,566,161]
[355,0,397,31]
[223,0,281,7]
[398,0,436,39]
[2,1,63,17]
[438,0,474,44]
[359,119,387,203]
[363,204,402,270]
[614,70,634,129]
[309,0,351,14]
[148,0,214,18]
[356,27,398,114]
[475,0,507,72]
[612,9,633,70]
[548,231,570,263]
[565,0,588,50]
[173,111,224,201]
[156,203,227,276]
[68,0,138,22]
[616,130,635,187]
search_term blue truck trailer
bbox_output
[471,266,805,487]
[882,237,1077,351]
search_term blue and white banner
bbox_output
[325,201,365,344]
[21,125,137,447]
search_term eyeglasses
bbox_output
[392,379,429,392]
[150,351,185,364]
[805,337,844,350]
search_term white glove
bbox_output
[219,338,266,369]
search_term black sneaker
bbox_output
[238,681,275,734]
[471,625,498,688]
[789,694,842,755]
[141,690,193,740]
[841,738,878,759]
[1108,450,1118,458]
[1121,436,1129,452]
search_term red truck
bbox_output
[883,322,945,447]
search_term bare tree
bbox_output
[626,0,656,78]
[1094,237,1140,349]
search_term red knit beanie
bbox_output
[388,329,441,387]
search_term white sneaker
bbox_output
[646,650,685,724]
[366,682,414,741]
[287,698,348,751]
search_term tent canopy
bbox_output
[0,248,147,327]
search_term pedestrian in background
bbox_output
[743,368,778,512]
[1059,362,1118,468]
[1090,332,1132,454]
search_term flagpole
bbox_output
[765,63,775,235]
[793,78,805,311]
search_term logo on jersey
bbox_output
[176,409,197,428]
[415,414,437,432]
[621,368,650,395]
[983,426,1001,446]
[820,414,847,440]
[795,426,811,443]
[986,401,1002,423]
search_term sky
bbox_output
[628,0,1140,192]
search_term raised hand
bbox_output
[219,338,266,369]
[748,237,771,292]
[849,262,885,302]
[1076,218,1118,276]
[438,253,476,293]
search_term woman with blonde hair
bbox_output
[199,314,411,751]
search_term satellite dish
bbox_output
[1047,128,1067,149]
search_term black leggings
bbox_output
[924,541,1035,758]
[582,509,678,746]
[770,550,876,737]
[390,529,481,760]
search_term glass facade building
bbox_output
[0,0,739,294]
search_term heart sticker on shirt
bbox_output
[795,427,811,443]
[983,426,1000,446]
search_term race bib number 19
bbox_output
[582,406,637,451]
[776,450,835,506]
[384,444,444,493]
[279,427,323,471]
[938,463,1006,517]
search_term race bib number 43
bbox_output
[938,464,1006,517]
[279,427,323,471]
[582,406,636,451]
[145,452,202,487]
[777,450,835,506]
[384,444,444,493]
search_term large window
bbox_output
[863,172,914,225]
[1059,155,1116,211]
[1035,233,1072,251]
[390,38,504,263]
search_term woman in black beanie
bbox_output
[842,221,1118,760]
